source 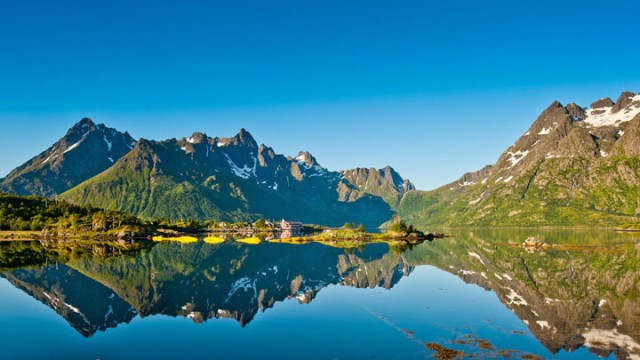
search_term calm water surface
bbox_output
[0,229,638,359]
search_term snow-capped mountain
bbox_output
[0,118,136,197]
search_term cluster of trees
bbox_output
[0,193,144,233]
[343,222,365,232]
[388,216,418,235]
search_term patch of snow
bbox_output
[599,299,607,307]
[546,152,559,159]
[104,305,113,321]
[224,153,257,180]
[64,140,83,154]
[503,274,512,281]
[506,150,529,168]
[481,178,487,184]
[180,146,188,152]
[224,277,257,303]
[458,270,475,276]
[536,320,550,329]
[468,251,485,265]
[504,287,528,306]
[523,320,529,325]
[618,130,625,137]
[503,176,513,183]
[494,273,503,280]
[64,302,82,314]
[524,131,531,136]
[187,136,196,144]
[617,320,623,327]
[129,140,136,149]
[600,150,607,157]
[107,157,114,163]
[217,141,227,147]
[187,312,199,320]
[272,266,278,274]
[480,272,488,279]
[583,95,640,127]
[103,136,112,151]
[582,328,640,357]
[495,176,503,183]
[544,297,560,304]
[538,127,551,135]
[468,197,482,205]
[459,181,475,186]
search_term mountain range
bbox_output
[1,90,639,228]
[0,119,413,227]
[398,91,640,227]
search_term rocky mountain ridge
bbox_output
[398,91,640,227]
[1,119,412,227]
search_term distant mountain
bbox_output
[340,166,415,210]
[56,128,410,226]
[399,91,640,227]
[0,118,136,197]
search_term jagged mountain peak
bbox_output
[294,151,319,167]
[184,132,209,145]
[590,97,615,109]
[613,91,638,113]
[235,128,257,147]
[71,117,95,129]
[215,128,258,149]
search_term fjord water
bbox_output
[0,230,638,359]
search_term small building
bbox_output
[280,220,303,232]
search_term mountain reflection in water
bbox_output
[0,229,639,359]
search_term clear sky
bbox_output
[1,0,639,190]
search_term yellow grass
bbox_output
[236,237,262,245]
[268,237,309,245]
[152,235,198,243]
[203,236,225,244]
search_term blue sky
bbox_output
[1,0,639,190]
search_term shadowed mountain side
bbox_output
[2,265,136,337]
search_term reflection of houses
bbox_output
[280,220,303,232]
[280,220,303,238]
